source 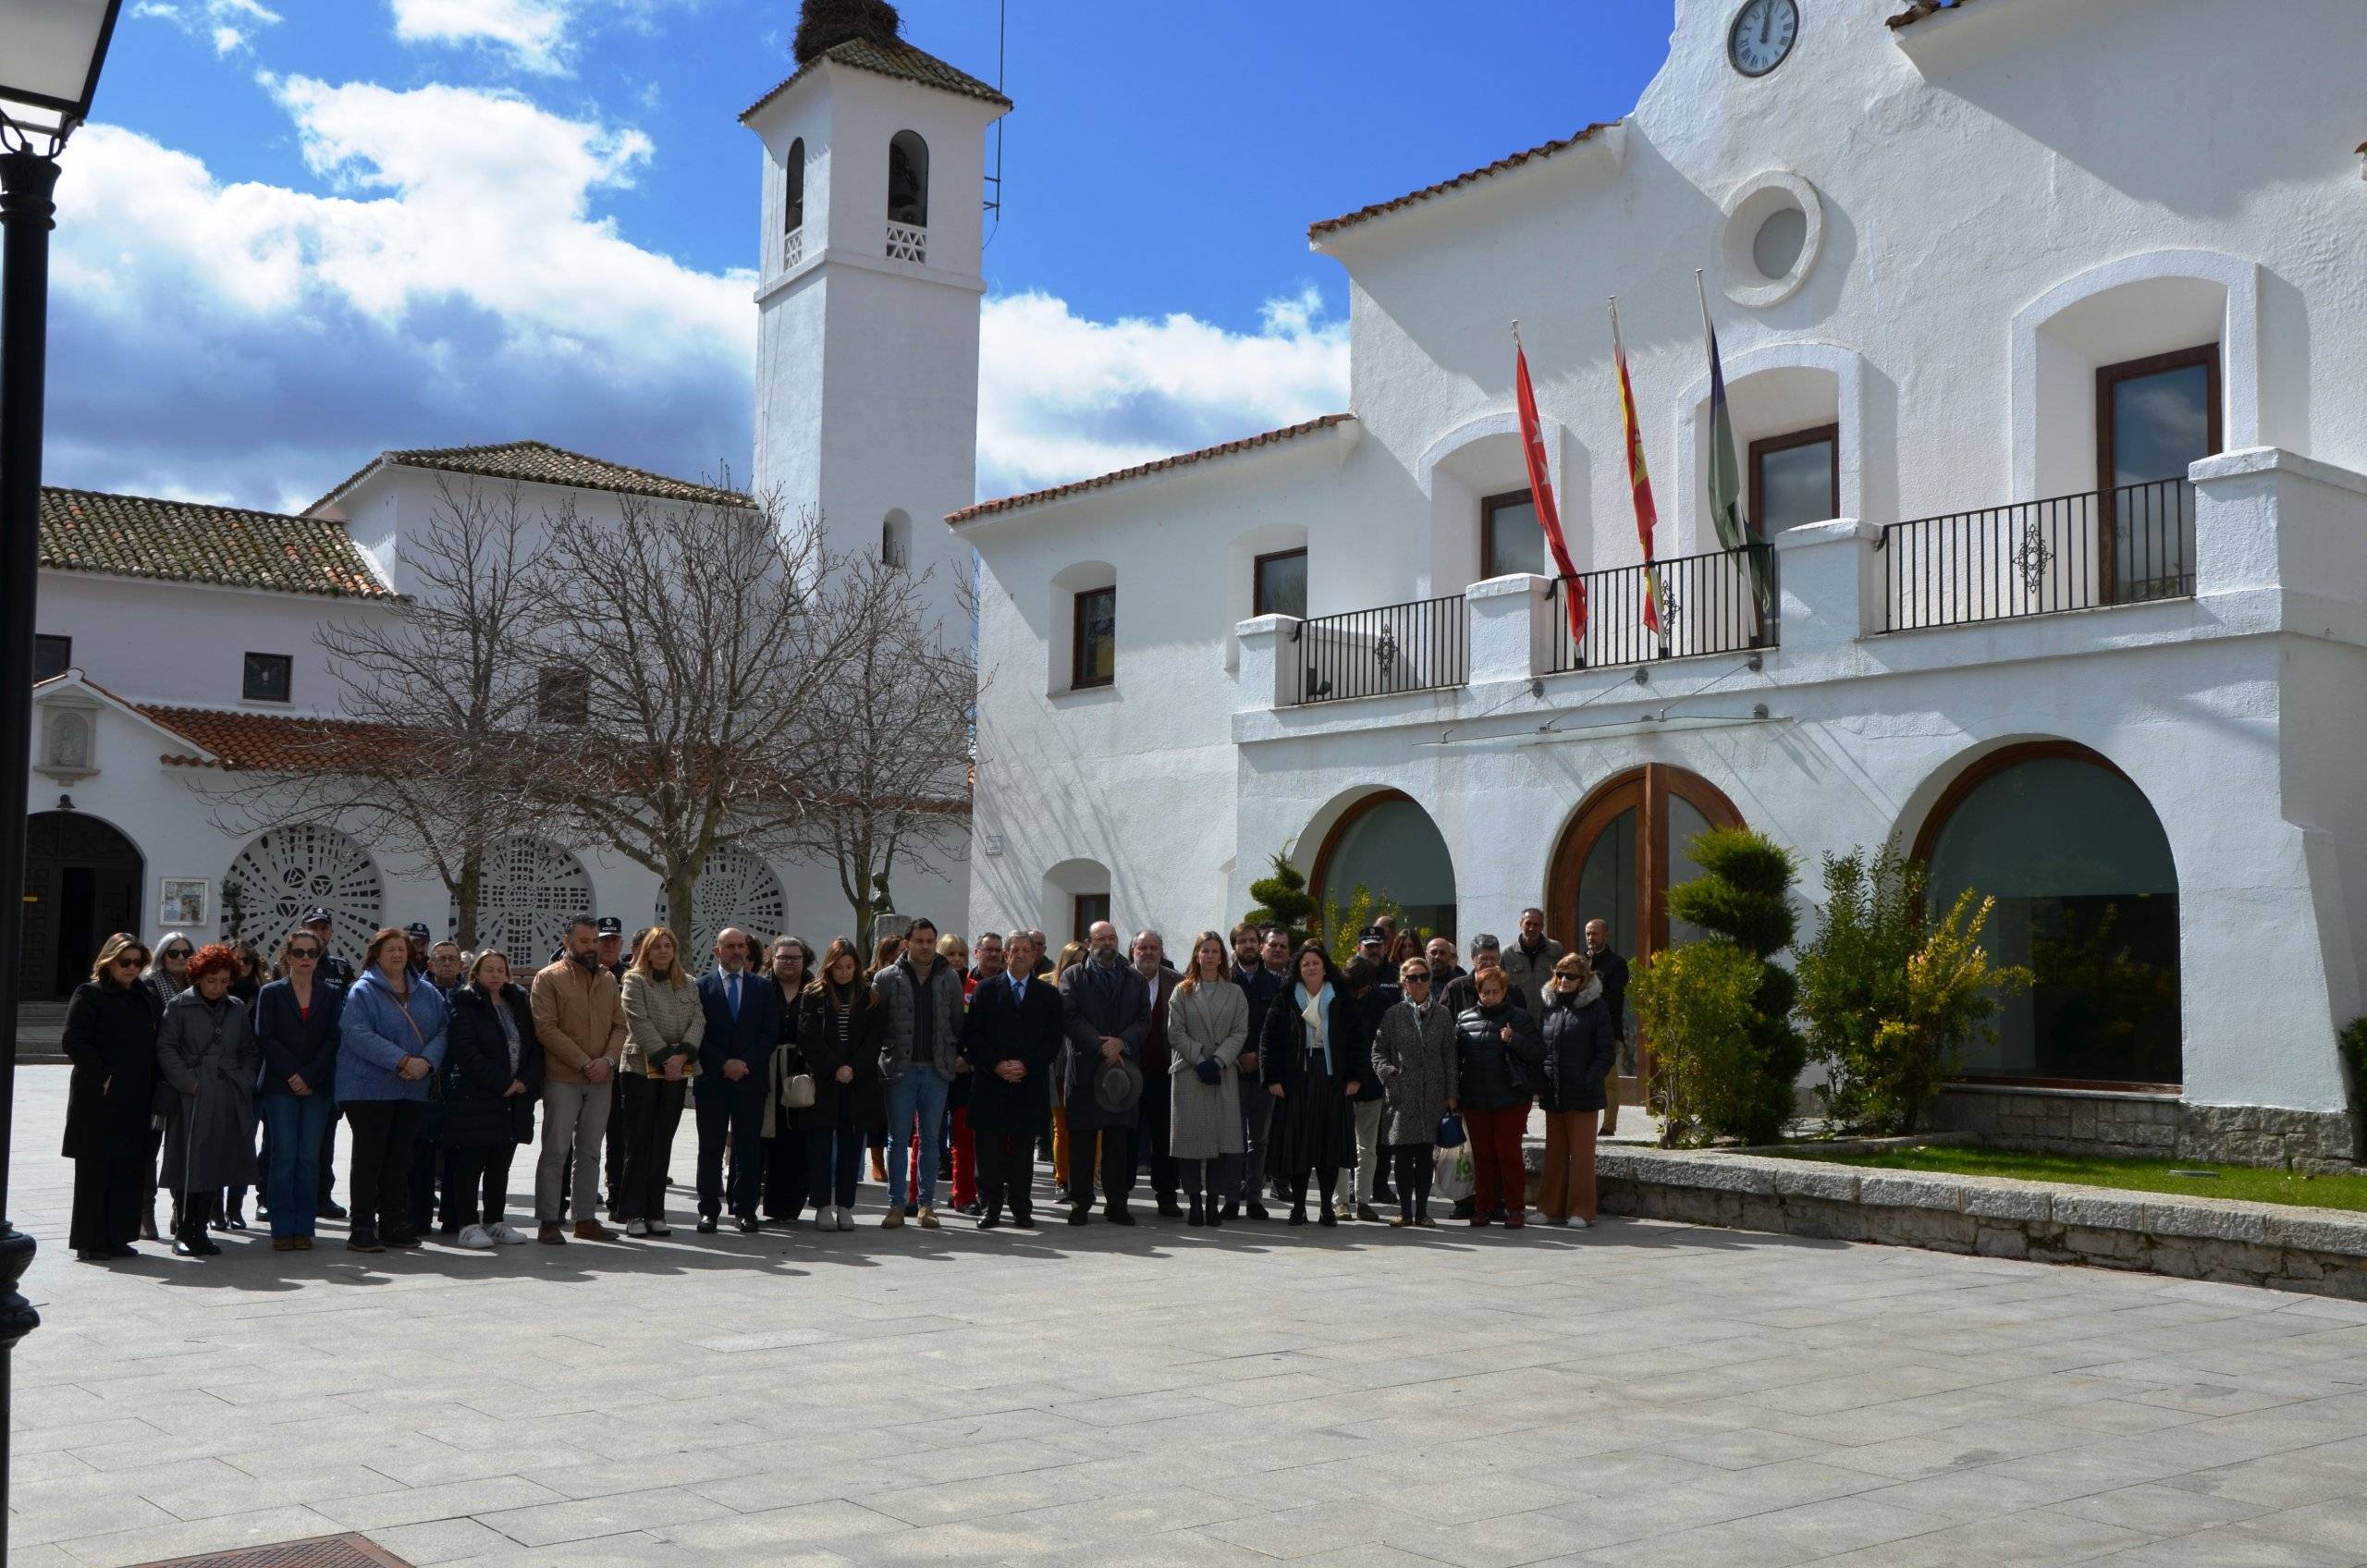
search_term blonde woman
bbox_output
[1168,932,1247,1227]
[618,926,704,1236]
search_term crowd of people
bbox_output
[57,900,1634,1263]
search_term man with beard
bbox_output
[1058,921,1148,1224]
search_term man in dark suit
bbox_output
[958,932,1063,1228]
[1060,921,1149,1224]
[1131,930,1185,1218]
[1228,922,1284,1221]
[694,925,780,1233]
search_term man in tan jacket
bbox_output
[532,915,627,1243]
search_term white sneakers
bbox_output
[648,1219,672,1237]
[817,1206,853,1231]
[486,1222,529,1245]
[1566,1216,1591,1230]
[457,1224,495,1249]
[626,1220,652,1238]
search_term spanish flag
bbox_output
[1609,298,1662,635]
[1514,326,1586,643]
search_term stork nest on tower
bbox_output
[793,0,902,64]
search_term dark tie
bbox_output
[728,974,740,1021]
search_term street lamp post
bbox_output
[0,2,126,1556]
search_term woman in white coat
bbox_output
[1167,931,1247,1228]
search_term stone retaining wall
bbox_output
[1595,1146,2367,1301]
[1932,1083,2357,1171]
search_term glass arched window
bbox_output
[1312,791,1456,942]
[888,130,929,227]
[1919,745,2181,1086]
[784,138,804,234]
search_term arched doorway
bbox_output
[1913,742,2181,1088]
[1310,790,1456,943]
[1545,766,1745,1101]
[19,812,143,999]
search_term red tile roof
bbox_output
[1885,0,1978,28]
[135,704,409,774]
[310,440,754,517]
[741,34,1010,122]
[1307,123,1617,241]
[41,487,396,600]
[945,414,1355,526]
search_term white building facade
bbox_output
[18,22,1003,996]
[961,0,2367,1164]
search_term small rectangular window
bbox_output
[1073,892,1110,943]
[241,652,293,704]
[1253,548,1307,619]
[537,666,589,726]
[1071,585,1116,689]
[1480,489,1547,579]
[1748,424,1840,534]
[33,634,70,682]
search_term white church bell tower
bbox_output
[742,0,1008,638]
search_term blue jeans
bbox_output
[884,1070,950,1208]
[261,1092,335,1238]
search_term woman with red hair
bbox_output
[154,943,260,1257]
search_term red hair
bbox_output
[186,943,242,985]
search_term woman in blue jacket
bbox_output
[252,929,345,1250]
[337,925,448,1254]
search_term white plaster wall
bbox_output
[32,574,396,717]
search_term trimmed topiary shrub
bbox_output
[1244,853,1317,950]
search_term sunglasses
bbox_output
[287,946,322,960]
[1403,970,1430,981]
[162,948,192,960]
[112,954,145,969]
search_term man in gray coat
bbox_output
[1498,907,1565,1023]
[1060,921,1149,1225]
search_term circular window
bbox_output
[1721,170,1823,308]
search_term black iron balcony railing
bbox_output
[1547,543,1776,675]
[1290,593,1468,704]
[1879,476,2194,632]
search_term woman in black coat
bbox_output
[1454,968,1545,1229]
[1536,953,1616,1229]
[759,936,814,1226]
[1257,943,1367,1227]
[441,950,543,1247]
[796,938,885,1231]
[253,932,344,1250]
[62,933,162,1260]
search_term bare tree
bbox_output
[206,479,552,945]
[790,552,977,943]
[527,490,870,932]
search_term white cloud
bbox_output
[388,0,576,75]
[975,287,1350,498]
[46,78,753,506]
[133,0,282,55]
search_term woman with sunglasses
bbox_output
[253,929,347,1250]
[1368,955,1460,1228]
[62,934,164,1261]
[143,934,194,1010]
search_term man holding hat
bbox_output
[1059,921,1148,1225]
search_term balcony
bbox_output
[1880,477,2193,632]
[885,220,927,264]
[1232,450,2361,718]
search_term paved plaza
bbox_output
[8,1066,2367,1568]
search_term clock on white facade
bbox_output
[1728,0,1799,78]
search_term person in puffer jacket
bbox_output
[1537,953,1617,1229]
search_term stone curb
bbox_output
[1587,1145,2367,1301]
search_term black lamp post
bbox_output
[0,2,126,1556]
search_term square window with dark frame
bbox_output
[537,665,589,726]
[241,651,293,704]
[1253,547,1307,619]
[1748,423,1839,534]
[33,634,70,683]
[1072,585,1116,689]
[1480,489,1547,580]
[1073,891,1110,942]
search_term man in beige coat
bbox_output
[532,915,627,1243]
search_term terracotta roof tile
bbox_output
[946,414,1355,526]
[133,704,407,773]
[741,35,1010,122]
[40,487,396,600]
[1307,123,1617,241]
[1885,0,1978,28]
[310,439,753,516]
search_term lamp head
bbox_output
[0,0,125,149]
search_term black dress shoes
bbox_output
[695,1216,718,1234]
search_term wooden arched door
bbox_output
[19,811,144,1000]
[1544,765,1743,1103]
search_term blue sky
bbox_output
[50,0,1676,510]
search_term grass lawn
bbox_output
[1768,1143,2367,1213]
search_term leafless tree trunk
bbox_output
[204,479,552,946]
